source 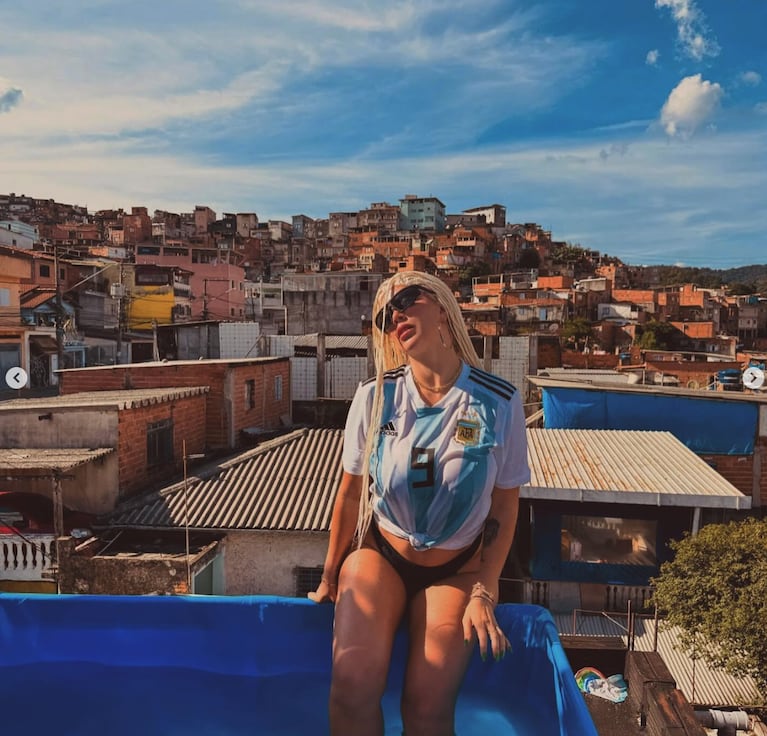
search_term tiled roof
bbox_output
[104,428,344,531]
[526,429,749,509]
[0,447,114,472]
[20,288,57,309]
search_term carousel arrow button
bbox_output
[742,366,765,390]
[5,367,28,389]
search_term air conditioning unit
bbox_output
[110,283,126,299]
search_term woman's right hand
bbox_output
[307,577,337,603]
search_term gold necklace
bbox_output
[412,362,463,393]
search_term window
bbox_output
[146,419,174,466]
[274,375,283,401]
[0,287,9,306]
[245,379,256,409]
[560,515,657,567]
[39,264,51,278]
[294,566,323,597]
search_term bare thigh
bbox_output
[331,546,408,698]
[400,557,481,733]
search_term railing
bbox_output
[0,534,56,581]
[499,577,654,613]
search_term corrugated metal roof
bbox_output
[104,427,748,532]
[0,387,209,412]
[530,375,767,403]
[0,447,114,472]
[293,334,369,351]
[526,429,749,509]
[105,428,344,531]
[553,613,762,707]
[537,368,633,385]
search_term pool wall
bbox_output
[0,594,597,735]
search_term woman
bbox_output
[309,271,530,736]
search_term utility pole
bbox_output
[54,244,65,370]
[115,263,124,364]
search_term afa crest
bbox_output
[454,416,481,446]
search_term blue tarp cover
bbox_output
[542,387,756,454]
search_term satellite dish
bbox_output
[549,323,559,333]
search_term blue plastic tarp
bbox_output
[0,593,597,736]
[542,387,756,454]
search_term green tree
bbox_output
[651,519,767,693]
[457,261,493,287]
[516,248,541,270]
[727,282,757,295]
[636,320,678,350]
[560,318,593,349]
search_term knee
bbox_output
[401,687,455,733]
[330,648,388,710]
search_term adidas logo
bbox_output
[379,421,397,436]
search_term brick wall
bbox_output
[230,362,291,442]
[561,350,620,369]
[117,393,207,498]
[60,358,290,451]
[537,339,562,369]
[699,446,765,508]
[643,359,741,389]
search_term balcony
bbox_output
[1,534,56,581]
[500,577,653,614]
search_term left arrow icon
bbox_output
[5,367,29,389]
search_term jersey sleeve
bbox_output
[341,381,374,475]
[494,389,531,490]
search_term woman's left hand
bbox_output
[461,589,511,661]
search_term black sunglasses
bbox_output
[374,285,434,332]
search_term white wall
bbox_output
[224,530,329,596]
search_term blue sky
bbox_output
[1,0,765,268]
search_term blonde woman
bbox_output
[309,271,530,736]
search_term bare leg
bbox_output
[330,546,407,736]
[400,572,477,736]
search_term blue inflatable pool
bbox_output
[0,594,596,735]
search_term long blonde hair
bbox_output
[354,271,482,546]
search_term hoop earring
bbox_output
[438,325,448,349]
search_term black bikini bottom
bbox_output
[371,521,482,600]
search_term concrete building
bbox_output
[399,194,446,232]
[0,220,38,250]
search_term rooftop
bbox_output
[0,386,209,411]
[103,426,749,531]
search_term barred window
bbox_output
[147,419,173,466]
[294,566,323,597]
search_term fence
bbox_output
[0,534,56,581]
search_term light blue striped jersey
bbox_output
[342,363,530,551]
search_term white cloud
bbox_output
[660,74,723,139]
[646,49,660,66]
[0,77,23,113]
[654,0,719,61]
[739,71,762,87]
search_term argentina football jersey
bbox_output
[343,363,530,551]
